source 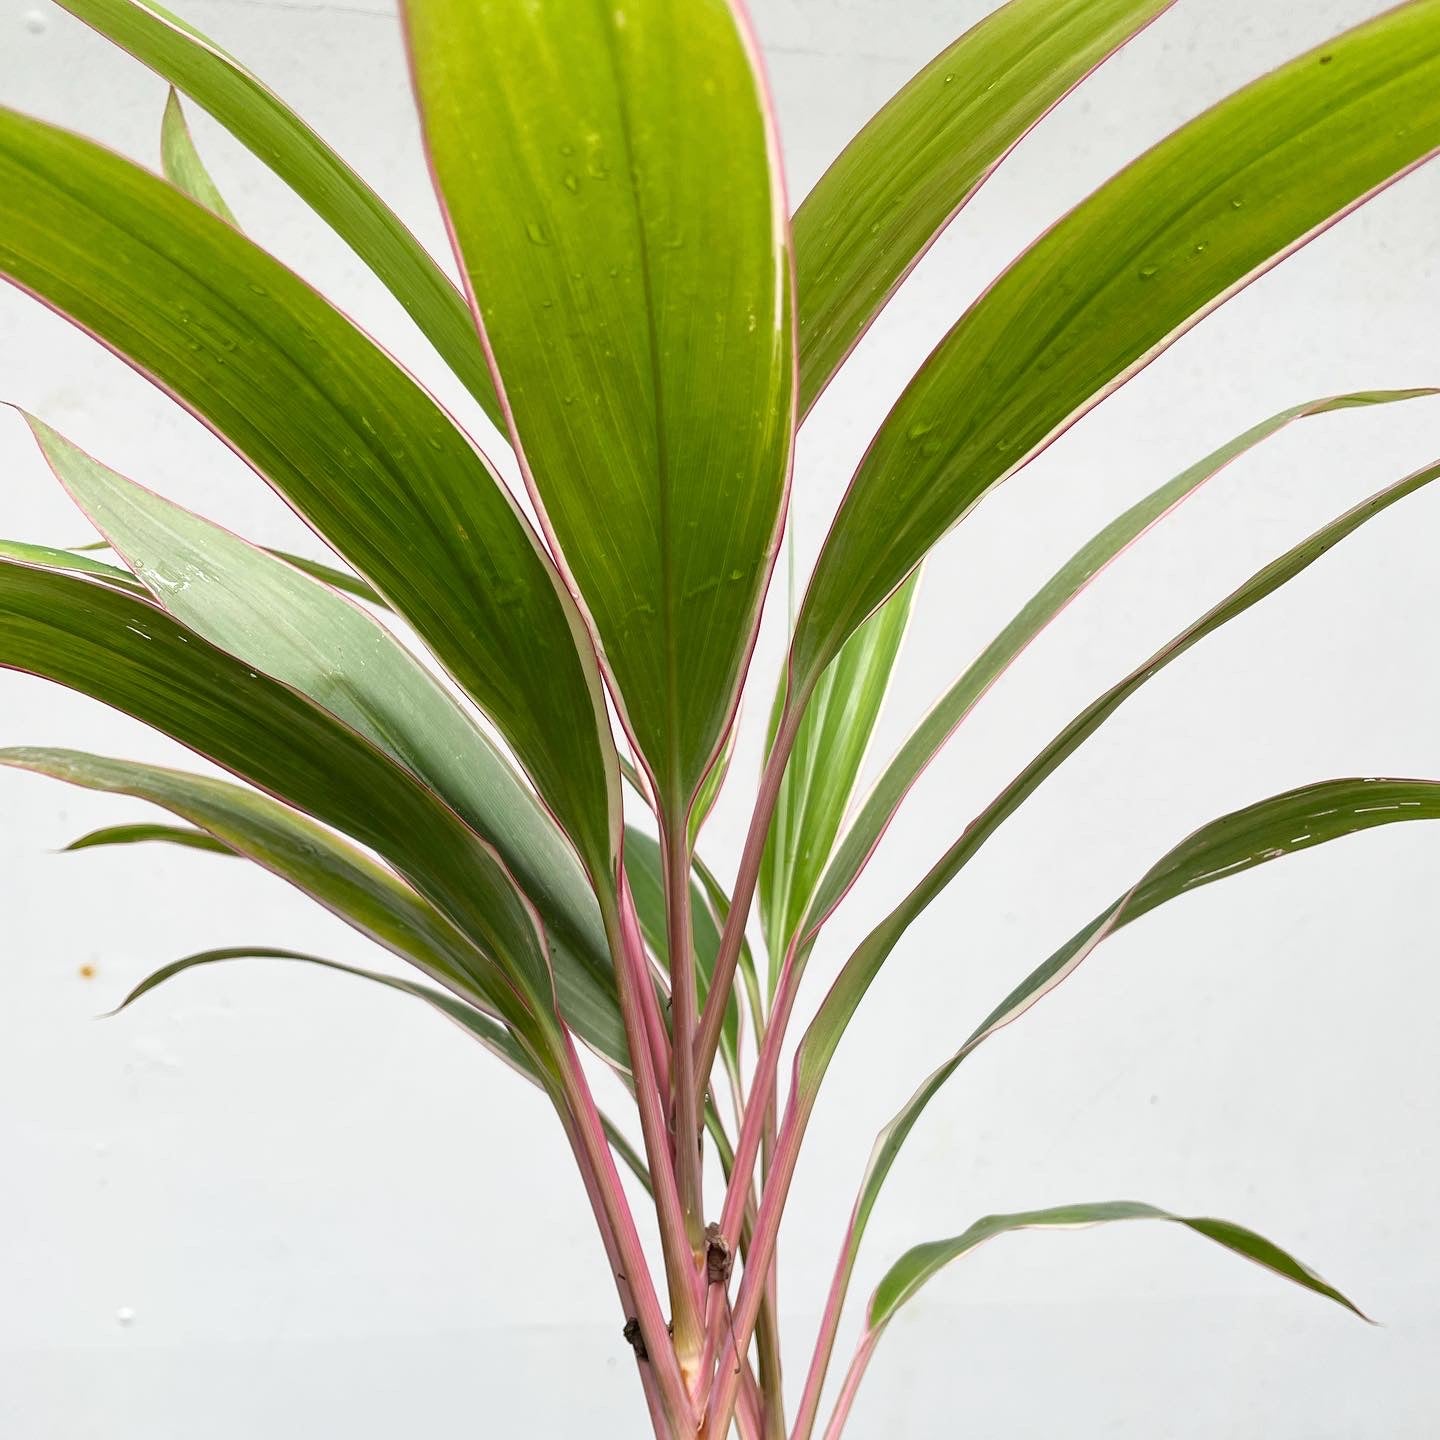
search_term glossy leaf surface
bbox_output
[405,0,795,813]
[0,568,563,1039]
[795,0,1175,412]
[24,415,621,1060]
[55,0,502,422]
[792,1,1440,698]
[0,107,618,881]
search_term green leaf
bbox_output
[795,0,1175,413]
[404,0,795,816]
[0,107,619,884]
[0,566,565,1044]
[22,414,622,1066]
[64,820,229,853]
[760,568,918,979]
[3,748,516,1020]
[113,945,650,1190]
[263,549,385,607]
[791,0,1440,702]
[160,87,236,224]
[55,0,503,425]
[869,1201,1366,1332]
[847,778,1440,1297]
[799,454,1440,1099]
[0,537,146,595]
[623,826,740,1069]
[805,389,1436,943]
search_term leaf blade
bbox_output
[160,87,236,224]
[0,107,619,881]
[56,0,502,423]
[0,566,563,1042]
[795,0,1176,413]
[869,1201,1366,1331]
[23,413,623,1067]
[404,0,795,812]
[792,0,1440,696]
[805,389,1436,942]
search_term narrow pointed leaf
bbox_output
[160,87,236,224]
[64,820,229,853]
[760,568,918,977]
[800,455,1440,1098]
[54,0,502,423]
[0,537,145,594]
[843,778,1440,1302]
[264,549,384,607]
[405,0,795,813]
[806,389,1436,942]
[0,567,562,1041]
[0,108,618,882]
[23,415,621,1062]
[114,945,650,1190]
[791,1,1440,699]
[3,748,517,1019]
[869,1201,1366,1332]
[795,0,1175,413]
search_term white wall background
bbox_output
[3,1,1439,1435]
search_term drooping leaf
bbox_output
[0,107,619,885]
[805,389,1436,944]
[0,567,564,1044]
[760,568,918,980]
[54,0,503,424]
[799,455,1440,1098]
[23,414,621,1061]
[4,748,515,1019]
[869,1200,1365,1333]
[790,1,1440,705]
[404,0,795,817]
[113,945,650,1190]
[64,820,229,853]
[837,778,1440,1317]
[795,0,1176,413]
[160,87,236,224]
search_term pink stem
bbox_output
[613,885,708,1369]
[662,821,705,1236]
[704,1077,810,1437]
[693,698,805,1098]
[818,1329,881,1440]
[788,1197,862,1440]
[621,871,674,1103]
[555,1029,694,1434]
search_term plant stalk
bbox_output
[694,695,807,1112]
[551,1029,694,1435]
[663,818,706,1245]
[604,886,708,1383]
[818,1329,881,1440]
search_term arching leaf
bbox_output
[791,1,1440,705]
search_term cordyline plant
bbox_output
[3,0,1439,1433]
